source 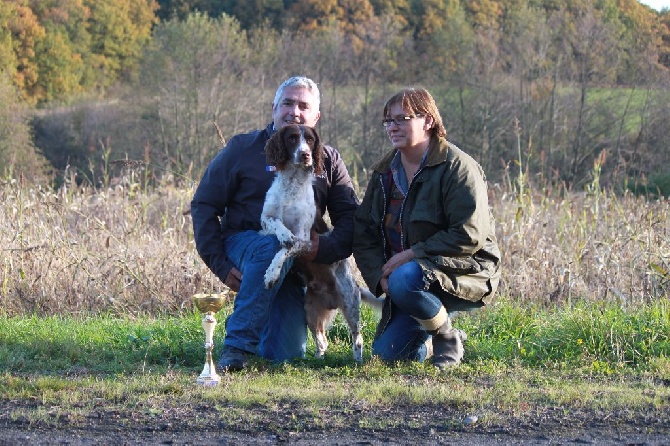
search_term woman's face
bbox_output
[384,102,430,152]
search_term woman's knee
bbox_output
[387,261,423,300]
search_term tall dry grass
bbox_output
[493,183,669,305]
[0,172,226,316]
[1,171,668,316]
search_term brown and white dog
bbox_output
[261,124,376,363]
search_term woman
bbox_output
[353,87,501,369]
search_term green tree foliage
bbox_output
[0,4,18,80]
[27,0,90,101]
[85,0,159,90]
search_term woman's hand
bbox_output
[380,277,389,295]
[381,249,415,280]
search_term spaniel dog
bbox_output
[261,124,374,363]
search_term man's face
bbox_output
[272,86,321,130]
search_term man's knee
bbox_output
[250,234,283,263]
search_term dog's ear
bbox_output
[265,128,287,170]
[311,128,325,176]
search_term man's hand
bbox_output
[224,267,243,292]
[299,229,319,261]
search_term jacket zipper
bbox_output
[378,174,389,264]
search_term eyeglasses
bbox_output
[382,114,424,128]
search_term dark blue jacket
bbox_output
[191,123,359,283]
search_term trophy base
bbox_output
[196,375,221,387]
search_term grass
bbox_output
[0,171,669,435]
[1,299,669,432]
[2,300,668,375]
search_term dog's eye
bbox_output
[304,135,315,144]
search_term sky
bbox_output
[638,0,670,11]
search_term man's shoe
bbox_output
[217,346,250,372]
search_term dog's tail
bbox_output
[360,288,385,313]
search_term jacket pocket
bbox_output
[409,204,444,225]
[431,255,481,274]
[408,205,444,242]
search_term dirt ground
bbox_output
[1,399,669,445]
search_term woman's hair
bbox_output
[383,87,446,138]
[273,76,321,110]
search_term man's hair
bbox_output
[273,76,321,110]
[383,87,447,138]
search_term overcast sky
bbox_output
[638,0,670,11]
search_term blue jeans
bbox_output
[222,230,307,362]
[372,261,483,362]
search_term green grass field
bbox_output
[1,174,669,440]
[1,299,668,433]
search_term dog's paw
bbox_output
[353,333,363,363]
[264,270,279,289]
[278,233,297,249]
[353,347,363,363]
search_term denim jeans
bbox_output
[372,260,483,362]
[222,230,307,362]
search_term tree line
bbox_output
[1,0,669,194]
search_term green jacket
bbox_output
[353,137,501,305]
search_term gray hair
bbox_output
[273,76,321,110]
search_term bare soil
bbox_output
[1,398,669,445]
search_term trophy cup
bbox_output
[193,293,227,386]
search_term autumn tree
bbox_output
[155,0,215,21]
[22,1,87,101]
[219,0,285,30]
[659,9,670,68]
[0,0,45,104]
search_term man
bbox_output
[191,76,359,371]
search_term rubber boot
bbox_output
[429,321,465,370]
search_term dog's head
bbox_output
[265,125,324,175]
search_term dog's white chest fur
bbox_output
[262,170,315,246]
[271,173,316,239]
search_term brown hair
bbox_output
[383,87,447,138]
